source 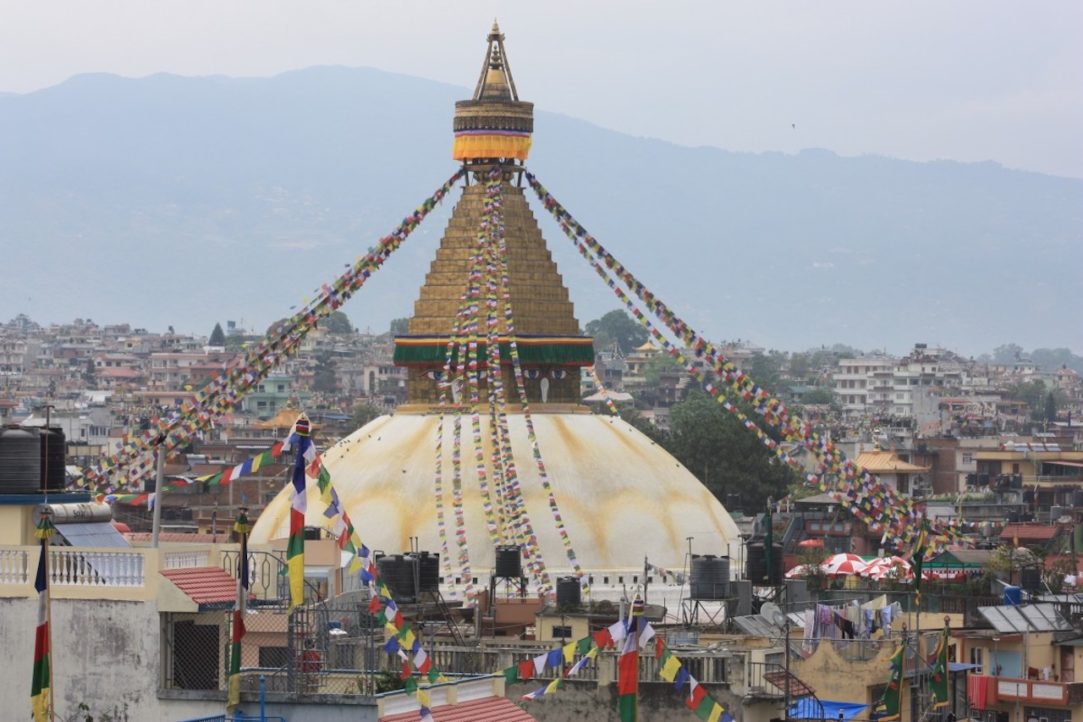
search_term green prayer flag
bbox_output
[503,666,519,684]
[575,636,593,656]
[931,626,950,708]
[875,644,905,721]
[403,677,417,694]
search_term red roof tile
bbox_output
[381,697,536,722]
[161,566,247,606]
[999,524,1062,541]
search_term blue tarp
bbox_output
[788,699,868,721]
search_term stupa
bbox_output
[249,23,741,589]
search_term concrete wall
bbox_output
[0,596,221,720]
[505,679,767,722]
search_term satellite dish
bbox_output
[762,602,786,628]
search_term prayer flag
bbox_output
[31,515,55,722]
[227,509,251,711]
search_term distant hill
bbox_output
[1,67,1080,354]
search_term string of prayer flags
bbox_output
[84,169,463,492]
[525,170,959,552]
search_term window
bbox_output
[259,646,288,668]
[969,647,983,674]
[551,625,572,639]
[962,453,973,465]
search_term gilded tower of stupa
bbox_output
[393,22,594,406]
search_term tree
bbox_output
[643,352,681,386]
[799,387,835,405]
[585,310,648,354]
[1003,380,1047,417]
[666,390,799,514]
[1044,391,1062,422]
[787,352,811,382]
[992,343,1024,363]
[208,322,226,347]
[323,310,353,334]
[748,351,784,392]
[351,402,383,429]
[312,353,337,393]
[621,407,669,447]
[389,317,410,336]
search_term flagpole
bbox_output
[41,407,55,722]
[46,510,54,722]
[632,595,641,722]
[151,434,165,548]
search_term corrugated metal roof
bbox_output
[977,603,1073,633]
[161,566,246,607]
[381,696,536,722]
[56,522,130,548]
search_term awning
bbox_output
[1045,460,1083,469]
[788,699,867,721]
[55,521,129,548]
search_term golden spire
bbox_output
[453,22,533,163]
[472,19,518,101]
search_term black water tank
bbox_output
[0,426,42,493]
[377,554,417,602]
[414,552,440,593]
[1019,566,1041,592]
[556,576,581,610]
[691,555,731,600]
[746,543,783,586]
[39,427,66,492]
[495,545,522,578]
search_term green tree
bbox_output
[787,352,811,382]
[585,310,649,354]
[621,407,669,446]
[389,317,410,336]
[667,390,798,513]
[351,402,383,429]
[323,310,354,334]
[992,343,1024,363]
[312,353,337,393]
[799,387,835,404]
[208,322,226,347]
[1003,380,1047,417]
[1044,391,1059,422]
[643,352,681,386]
[748,351,784,392]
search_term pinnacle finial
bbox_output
[491,18,501,36]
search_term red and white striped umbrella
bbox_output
[785,564,820,579]
[821,553,868,577]
[863,556,912,580]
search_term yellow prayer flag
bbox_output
[562,641,576,664]
[708,703,724,722]
[416,688,431,707]
[660,655,682,682]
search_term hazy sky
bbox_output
[3,1,1081,178]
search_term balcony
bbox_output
[993,676,1083,706]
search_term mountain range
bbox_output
[1,66,1080,355]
